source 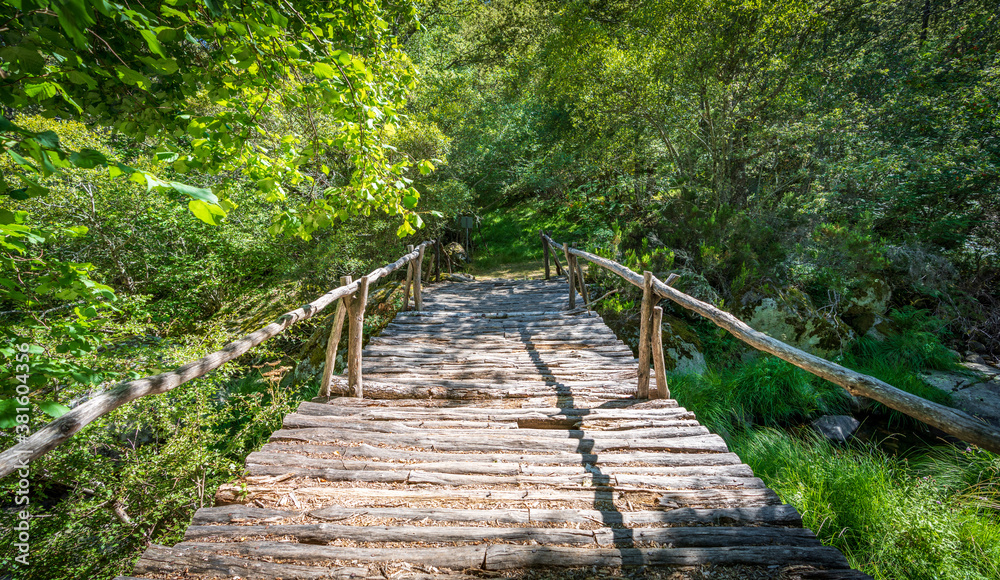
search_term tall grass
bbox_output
[733,430,1000,580]
[668,355,850,437]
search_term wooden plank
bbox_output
[245,454,754,478]
[133,544,367,579]
[483,544,852,570]
[257,442,739,467]
[295,402,686,419]
[277,417,710,439]
[305,505,802,527]
[175,541,488,570]
[269,428,730,453]
[215,485,782,509]
[185,523,601,545]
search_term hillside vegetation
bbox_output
[1,1,998,579]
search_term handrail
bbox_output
[0,240,436,479]
[541,233,1000,454]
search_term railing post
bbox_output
[347,275,369,398]
[403,244,414,311]
[572,243,589,306]
[550,233,563,276]
[542,230,550,280]
[563,243,576,309]
[637,271,655,398]
[414,245,425,311]
[651,305,669,399]
[319,275,351,398]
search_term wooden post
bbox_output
[637,271,655,398]
[550,234,564,276]
[651,305,669,399]
[414,245,424,311]
[435,239,441,282]
[563,243,576,309]
[572,244,589,306]
[402,244,414,311]
[346,275,369,398]
[319,276,351,397]
[542,230,550,280]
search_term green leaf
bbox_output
[24,82,58,100]
[313,62,336,79]
[0,209,16,224]
[38,400,71,418]
[0,399,18,429]
[70,149,108,169]
[204,0,222,16]
[402,193,418,209]
[139,29,167,57]
[188,199,226,225]
[331,50,352,66]
[171,182,218,204]
[35,131,60,149]
[418,160,435,175]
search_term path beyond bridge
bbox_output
[120,278,868,579]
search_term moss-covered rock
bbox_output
[739,286,854,357]
[842,278,892,335]
[661,315,707,375]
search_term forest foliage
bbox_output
[1,1,999,579]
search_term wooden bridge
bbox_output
[8,236,997,579]
[117,277,868,579]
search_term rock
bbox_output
[811,415,860,442]
[847,395,874,413]
[965,353,986,365]
[669,268,721,306]
[441,272,475,282]
[739,286,854,356]
[969,340,988,353]
[921,370,981,393]
[841,279,892,335]
[445,242,469,263]
[952,381,1000,428]
[864,315,897,341]
[961,362,1000,380]
[660,315,706,375]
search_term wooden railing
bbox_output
[541,232,1000,454]
[0,240,436,479]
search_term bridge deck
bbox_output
[123,279,868,579]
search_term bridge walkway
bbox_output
[121,278,868,579]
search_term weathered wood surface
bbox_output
[128,278,868,579]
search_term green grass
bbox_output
[733,429,1000,580]
[668,355,851,438]
[471,197,614,272]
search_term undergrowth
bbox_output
[733,430,1000,580]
